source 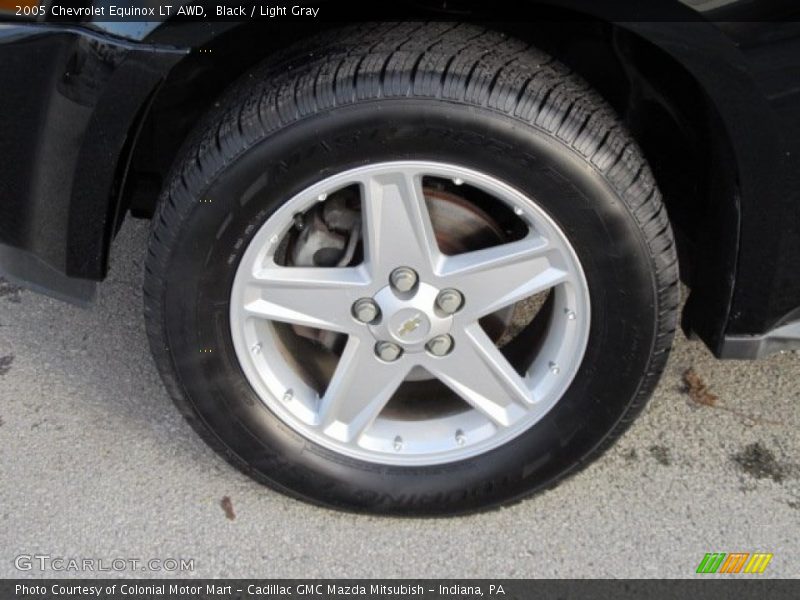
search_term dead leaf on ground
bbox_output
[683,368,718,406]
[682,367,781,426]
[220,496,236,521]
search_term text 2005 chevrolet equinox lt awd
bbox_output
[2,2,799,514]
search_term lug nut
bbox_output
[375,341,403,362]
[352,298,379,323]
[436,289,463,314]
[390,267,418,293]
[426,334,454,357]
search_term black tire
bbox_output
[144,23,679,515]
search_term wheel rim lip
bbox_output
[229,161,591,466]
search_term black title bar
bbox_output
[28,0,800,23]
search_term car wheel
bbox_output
[143,23,679,515]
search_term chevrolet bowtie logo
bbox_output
[397,314,423,337]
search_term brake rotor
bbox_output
[425,188,505,253]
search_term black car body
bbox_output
[1,2,799,358]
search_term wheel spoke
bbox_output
[439,235,568,320]
[317,336,410,442]
[427,323,532,427]
[243,264,369,333]
[360,169,441,280]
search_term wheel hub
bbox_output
[369,281,454,352]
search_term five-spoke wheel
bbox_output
[230,162,590,465]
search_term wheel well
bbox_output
[122,18,735,290]
[122,21,335,218]
[502,20,730,287]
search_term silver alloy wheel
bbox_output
[229,161,590,466]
